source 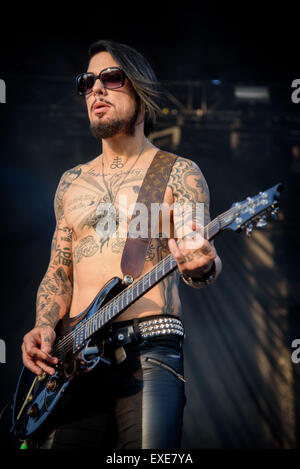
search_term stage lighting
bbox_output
[234,86,270,102]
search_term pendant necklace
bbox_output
[99,139,149,231]
[101,139,148,206]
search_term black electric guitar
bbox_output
[11,183,283,440]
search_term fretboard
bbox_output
[71,206,237,352]
[72,253,178,352]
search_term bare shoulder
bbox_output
[168,154,209,203]
[170,155,207,183]
[53,155,101,221]
[54,163,84,221]
[58,155,99,184]
[172,155,200,171]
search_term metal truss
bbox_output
[3,75,300,138]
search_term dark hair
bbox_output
[88,39,161,136]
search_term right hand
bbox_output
[22,326,58,376]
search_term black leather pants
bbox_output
[36,317,186,449]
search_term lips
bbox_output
[93,101,110,114]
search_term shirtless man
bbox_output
[21,40,222,449]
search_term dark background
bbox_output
[0,5,300,448]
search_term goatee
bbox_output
[90,106,139,140]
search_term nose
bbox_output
[92,77,107,96]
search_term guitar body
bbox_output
[11,276,125,440]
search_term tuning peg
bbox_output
[256,216,268,228]
[245,223,253,237]
[271,207,279,221]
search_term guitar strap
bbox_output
[120,150,177,279]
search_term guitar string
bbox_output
[52,211,236,356]
[53,219,238,356]
[53,205,244,355]
[52,198,270,357]
[51,213,231,356]
[51,217,221,355]
[52,210,238,356]
[52,252,177,355]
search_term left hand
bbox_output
[168,222,216,279]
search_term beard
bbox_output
[90,104,139,140]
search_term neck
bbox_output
[101,127,148,165]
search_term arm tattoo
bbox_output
[35,264,73,328]
[54,165,82,222]
[155,237,181,315]
[35,167,77,328]
[168,157,211,228]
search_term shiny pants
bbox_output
[36,322,186,449]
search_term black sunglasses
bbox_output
[76,67,126,96]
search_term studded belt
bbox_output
[102,315,185,347]
[138,316,184,339]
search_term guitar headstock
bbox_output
[222,183,284,236]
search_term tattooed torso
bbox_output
[53,149,209,322]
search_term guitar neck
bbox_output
[72,209,237,352]
[98,210,231,315]
[69,181,284,355]
[72,253,179,352]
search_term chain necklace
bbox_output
[100,138,148,206]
